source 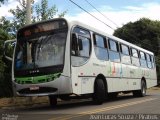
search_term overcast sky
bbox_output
[1,0,160,34]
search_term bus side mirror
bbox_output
[3,39,16,62]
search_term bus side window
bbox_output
[140,51,147,68]
[120,44,131,64]
[131,48,140,66]
[151,56,155,68]
[94,34,108,61]
[108,39,120,62]
[146,54,152,69]
[71,27,91,66]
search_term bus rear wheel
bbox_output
[133,80,146,97]
[92,79,105,105]
[49,96,57,108]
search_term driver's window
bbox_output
[71,27,91,66]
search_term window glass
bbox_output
[78,36,90,57]
[109,51,120,62]
[121,44,129,55]
[95,47,108,60]
[95,35,105,48]
[121,54,131,64]
[146,54,151,62]
[131,48,138,57]
[109,39,118,51]
[151,56,155,68]
[94,34,108,60]
[73,27,90,38]
[132,57,140,66]
[146,54,152,68]
[140,52,145,60]
[71,27,91,66]
[140,59,147,67]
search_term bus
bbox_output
[4,18,157,107]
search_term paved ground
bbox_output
[0,89,160,120]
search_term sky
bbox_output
[1,0,160,34]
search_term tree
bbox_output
[0,16,14,97]
[0,0,7,6]
[113,18,160,85]
[35,0,67,21]
[9,0,67,34]
[9,0,30,36]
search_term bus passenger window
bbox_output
[94,34,108,60]
[146,54,152,68]
[140,52,147,67]
[131,48,140,66]
[120,44,131,64]
[151,56,155,68]
[108,39,120,62]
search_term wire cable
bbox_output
[68,0,115,30]
[84,0,119,28]
[68,0,160,53]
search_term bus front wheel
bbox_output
[133,80,146,97]
[49,96,57,107]
[92,79,105,105]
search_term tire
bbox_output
[133,80,146,97]
[92,79,105,105]
[49,96,57,108]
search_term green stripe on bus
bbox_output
[15,73,61,84]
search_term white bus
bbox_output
[4,18,157,107]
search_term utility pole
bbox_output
[26,0,32,103]
[26,0,31,25]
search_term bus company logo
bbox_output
[29,70,40,74]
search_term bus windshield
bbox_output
[15,32,67,70]
[14,20,68,76]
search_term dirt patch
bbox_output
[0,96,48,108]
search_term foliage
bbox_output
[0,16,14,97]
[9,0,67,34]
[114,18,160,84]
[35,0,67,21]
[0,0,7,6]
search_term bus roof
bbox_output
[67,19,154,56]
[17,18,154,56]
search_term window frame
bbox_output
[71,26,92,66]
[120,44,130,56]
[93,33,109,61]
[120,44,131,65]
[139,51,147,68]
[108,39,119,52]
[108,39,121,62]
[131,48,139,58]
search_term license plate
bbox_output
[29,86,39,91]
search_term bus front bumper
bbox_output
[13,75,72,97]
